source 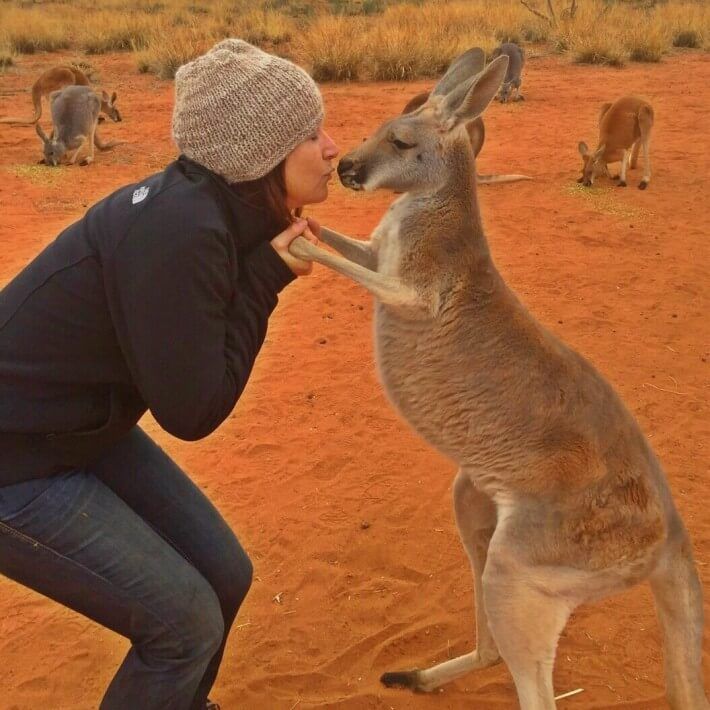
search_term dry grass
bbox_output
[134,24,213,78]
[0,7,71,54]
[295,15,366,81]
[76,13,153,54]
[0,0,706,80]
[0,40,14,69]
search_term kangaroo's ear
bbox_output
[443,55,508,127]
[578,141,589,157]
[110,91,117,103]
[432,47,486,97]
[401,91,430,115]
[35,122,49,144]
[101,89,109,101]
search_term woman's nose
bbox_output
[322,131,339,159]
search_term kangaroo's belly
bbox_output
[373,305,512,467]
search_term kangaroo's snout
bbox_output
[337,157,366,191]
[338,157,354,174]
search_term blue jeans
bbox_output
[0,427,253,710]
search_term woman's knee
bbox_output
[215,540,253,615]
[154,576,225,662]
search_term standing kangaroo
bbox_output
[0,65,122,125]
[490,42,525,102]
[289,52,708,709]
[578,96,653,189]
[35,85,120,166]
[401,48,530,184]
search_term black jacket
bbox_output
[0,156,296,484]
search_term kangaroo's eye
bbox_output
[392,138,416,150]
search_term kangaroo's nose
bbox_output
[337,158,354,176]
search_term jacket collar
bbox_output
[177,155,282,251]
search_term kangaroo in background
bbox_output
[578,96,653,189]
[36,85,120,166]
[401,48,530,185]
[0,65,122,125]
[490,42,524,102]
[288,51,707,709]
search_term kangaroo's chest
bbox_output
[372,201,413,277]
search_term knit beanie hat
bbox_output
[172,38,324,183]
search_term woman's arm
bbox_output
[104,224,294,441]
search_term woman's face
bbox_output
[284,125,339,210]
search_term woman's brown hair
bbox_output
[230,160,302,231]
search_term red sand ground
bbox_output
[0,50,708,710]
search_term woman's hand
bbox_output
[270,218,319,276]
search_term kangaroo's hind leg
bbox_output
[484,559,575,710]
[69,136,87,165]
[380,469,500,692]
[649,522,709,709]
[637,105,653,189]
[617,149,632,187]
[630,139,641,169]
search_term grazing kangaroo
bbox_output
[578,96,653,189]
[36,85,120,166]
[289,52,708,710]
[401,49,530,185]
[0,65,122,125]
[490,42,524,102]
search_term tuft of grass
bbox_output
[295,15,365,81]
[0,39,14,68]
[628,43,663,62]
[573,47,626,67]
[494,27,523,45]
[78,15,153,54]
[521,21,551,43]
[624,20,666,62]
[229,9,295,46]
[672,30,701,48]
[134,25,213,79]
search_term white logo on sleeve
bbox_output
[132,186,150,204]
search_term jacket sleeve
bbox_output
[105,223,295,441]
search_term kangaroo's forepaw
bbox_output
[381,670,423,692]
[617,180,627,187]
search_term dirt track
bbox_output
[0,50,708,709]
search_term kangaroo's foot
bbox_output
[638,180,649,190]
[381,649,501,693]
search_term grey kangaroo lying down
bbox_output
[288,50,708,710]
